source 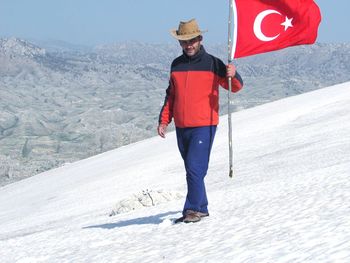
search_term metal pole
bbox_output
[228,79,234,178]
[228,0,234,178]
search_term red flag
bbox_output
[231,0,322,59]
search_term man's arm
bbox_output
[157,124,168,138]
[227,65,244,93]
[216,58,243,92]
[157,79,175,138]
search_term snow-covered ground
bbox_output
[1,82,350,263]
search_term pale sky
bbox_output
[0,0,349,46]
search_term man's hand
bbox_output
[226,64,236,78]
[157,124,168,138]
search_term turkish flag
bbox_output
[231,0,322,59]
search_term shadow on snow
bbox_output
[83,211,180,229]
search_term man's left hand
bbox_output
[226,64,236,78]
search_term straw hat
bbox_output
[170,19,207,40]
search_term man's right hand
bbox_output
[157,124,168,138]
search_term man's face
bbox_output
[179,36,202,57]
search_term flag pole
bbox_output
[227,0,236,178]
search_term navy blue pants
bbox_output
[176,126,217,215]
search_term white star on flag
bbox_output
[281,17,293,31]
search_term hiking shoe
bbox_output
[183,212,201,223]
[186,210,209,218]
[174,210,209,224]
[183,213,201,223]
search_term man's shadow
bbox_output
[83,211,180,230]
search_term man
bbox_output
[157,19,243,223]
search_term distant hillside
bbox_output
[1,37,349,185]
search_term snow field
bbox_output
[0,82,350,262]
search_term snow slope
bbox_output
[1,82,350,262]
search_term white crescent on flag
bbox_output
[253,10,281,42]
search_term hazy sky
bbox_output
[0,0,349,46]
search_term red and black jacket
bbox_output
[159,46,243,128]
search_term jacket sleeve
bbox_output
[158,78,175,125]
[216,58,243,92]
[219,72,244,93]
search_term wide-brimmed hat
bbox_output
[170,19,207,40]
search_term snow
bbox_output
[1,81,350,262]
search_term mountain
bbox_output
[0,38,349,185]
[0,82,349,262]
[29,38,93,53]
[0,38,46,57]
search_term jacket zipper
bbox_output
[184,57,192,127]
